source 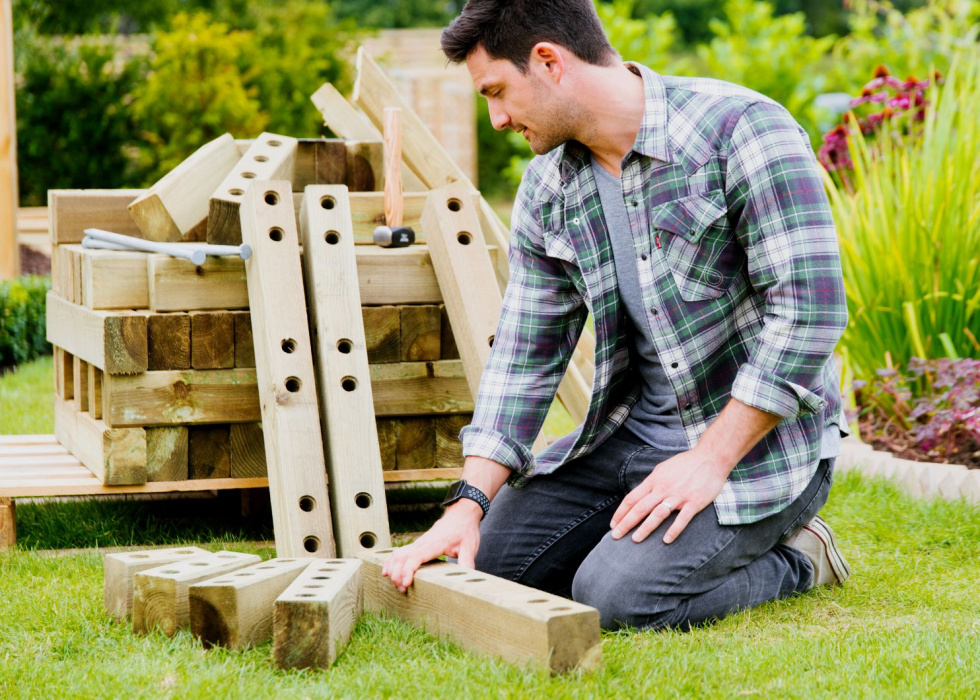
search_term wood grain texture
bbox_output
[103,546,208,620]
[345,140,382,192]
[273,558,362,669]
[359,549,602,673]
[72,355,90,413]
[240,180,335,558]
[147,313,191,371]
[1,0,17,279]
[348,192,426,243]
[148,255,249,312]
[48,189,144,245]
[369,360,473,416]
[0,498,14,550]
[376,419,397,471]
[145,427,188,482]
[87,365,103,419]
[189,557,312,649]
[435,415,470,469]
[299,185,391,557]
[54,397,146,485]
[46,292,148,374]
[81,248,149,309]
[54,347,72,400]
[395,417,435,471]
[190,311,235,369]
[188,425,231,480]
[230,423,267,478]
[362,306,400,363]
[132,551,260,636]
[233,311,255,368]
[399,305,441,361]
[129,133,240,242]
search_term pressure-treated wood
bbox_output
[209,133,299,245]
[345,140,382,192]
[230,423,267,478]
[362,306,400,363]
[147,255,249,312]
[435,415,470,468]
[395,417,435,471]
[233,311,255,368]
[132,551,260,636]
[400,305,441,361]
[146,427,188,482]
[188,425,231,480]
[81,248,149,309]
[190,311,236,369]
[54,347,73,400]
[54,397,146,485]
[72,356,90,413]
[0,497,14,550]
[129,133,241,242]
[439,304,459,360]
[48,189,145,245]
[421,183,501,400]
[349,192,425,243]
[240,180,335,558]
[100,369,260,427]
[383,108,403,227]
[46,292,148,374]
[355,246,444,305]
[103,546,208,620]
[273,558,362,669]
[360,549,602,673]
[376,419,397,471]
[369,360,473,416]
[87,365,103,419]
[147,313,191,371]
[189,557,312,649]
[0,0,17,279]
[233,138,349,190]
[299,186,390,557]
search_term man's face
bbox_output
[466,44,577,155]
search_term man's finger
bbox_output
[610,488,644,528]
[631,500,677,543]
[663,504,697,544]
[457,543,477,570]
[611,492,661,539]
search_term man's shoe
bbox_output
[782,515,851,586]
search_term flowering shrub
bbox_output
[855,358,980,465]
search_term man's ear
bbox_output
[528,42,565,84]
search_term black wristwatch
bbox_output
[441,479,490,519]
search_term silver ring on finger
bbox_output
[661,499,676,512]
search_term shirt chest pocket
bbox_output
[651,189,744,302]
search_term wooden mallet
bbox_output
[373,107,415,248]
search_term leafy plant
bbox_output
[0,276,51,372]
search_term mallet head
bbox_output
[373,225,416,248]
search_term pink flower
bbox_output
[850,88,889,106]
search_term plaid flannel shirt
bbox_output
[460,63,848,525]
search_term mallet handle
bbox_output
[384,107,403,228]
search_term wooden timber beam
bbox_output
[103,546,209,620]
[0,0,18,279]
[48,189,145,245]
[53,397,146,485]
[239,179,335,558]
[45,293,148,374]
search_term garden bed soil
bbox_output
[859,415,980,470]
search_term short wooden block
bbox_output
[273,558,362,670]
[148,255,249,313]
[147,313,192,371]
[369,360,473,416]
[48,189,145,245]
[362,306,401,363]
[360,549,602,673]
[72,356,90,413]
[395,417,435,472]
[103,546,208,620]
[209,133,299,245]
[101,369,260,427]
[230,423,267,478]
[190,311,236,369]
[189,557,313,649]
[400,305,441,362]
[87,365,103,419]
[345,140,382,192]
[233,311,255,368]
[146,427,189,482]
[129,133,241,242]
[188,425,231,479]
[81,248,150,310]
[46,292,148,374]
[54,397,147,485]
[292,139,348,190]
[348,192,426,243]
[132,551,261,636]
[435,415,470,468]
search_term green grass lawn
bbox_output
[3,357,980,697]
[0,354,55,434]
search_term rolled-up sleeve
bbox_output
[725,102,847,420]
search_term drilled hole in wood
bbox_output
[131,554,149,559]
[551,606,572,611]
[528,599,547,603]
[465,578,486,583]
[312,576,332,580]
[320,196,336,210]
[326,560,345,565]
[341,376,357,392]
[285,376,302,393]
[257,566,274,570]
[229,188,244,196]
[359,532,377,548]
[269,227,284,242]
[354,493,372,509]
[161,570,179,574]
[304,585,325,589]
[445,572,465,577]
[299,496,316,512]
[447,198,462,212]
[241,172,256,179]
[488,335,495,348]
[456,231,472,245]
[218,554,237,559]
[337,339,353,354]
[190,562,208,567]
[176,550,195,554]
[324,230,341,245]
[281,338,297,353]
[374,550,394,555]
[264,191,280,206]
[237,572,255,576]
[318,568,338,573]
[254,155,269,163]
[298,593,316,598]
[304,536,320,553]
[268,139,282,147]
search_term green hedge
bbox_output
[0,276,51,371]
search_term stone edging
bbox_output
[836,437,980,505]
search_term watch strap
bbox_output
[442,480,490,518]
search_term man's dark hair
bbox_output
[441,0,617,72]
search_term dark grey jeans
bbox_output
[475,428,833,631]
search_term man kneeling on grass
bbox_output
[383,0,851,631]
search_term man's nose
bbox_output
[488,102,510,131]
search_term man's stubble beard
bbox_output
[525,78,581,155]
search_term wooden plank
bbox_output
[0,434,59,446]
[147,313,191,371]
[345,140,382,192]
[355,246,443,305]
[132,551,261,636]
[0,497,14,550]
[299,185,391,558]
[73,356,90,413]
[359,549,602,673]
[103,546,208,620]
[349,192,425,243]
[129,133,240,242]
[55,347,74,400]
[189,557,312,649]
[148,255,249,312]
[273,558,362,669]
[88,365,103,420]
[400,305,441,361]
[101,369,260,427]
[46,292,148,374]
[435,415,470,468]
[0,0,17,280]
[188,425,231,480]
[240,179,335,558]
[209,133,299,245]
[48,189,144,245]
[81,248,149,310]
[395,417,435,471]
[293,139,348,190]
[53,397,146,485]
[233,311,255,368]
[230,423,267,478]
[370,360,473,416]
[190,311,235,370]
[146,427,188,482]
[362,306,401,363]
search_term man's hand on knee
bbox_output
[382,500,483,593]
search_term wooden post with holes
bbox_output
[239,180,336,558]
[0,0,18,280]
[103,546,209,620]
[299,186,391,557]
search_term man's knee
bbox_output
[571,550,677,630]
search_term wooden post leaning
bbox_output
[239,180,336,558]
[0,0,18,280]
[299,185,391,557]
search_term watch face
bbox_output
[444,480,465,503]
